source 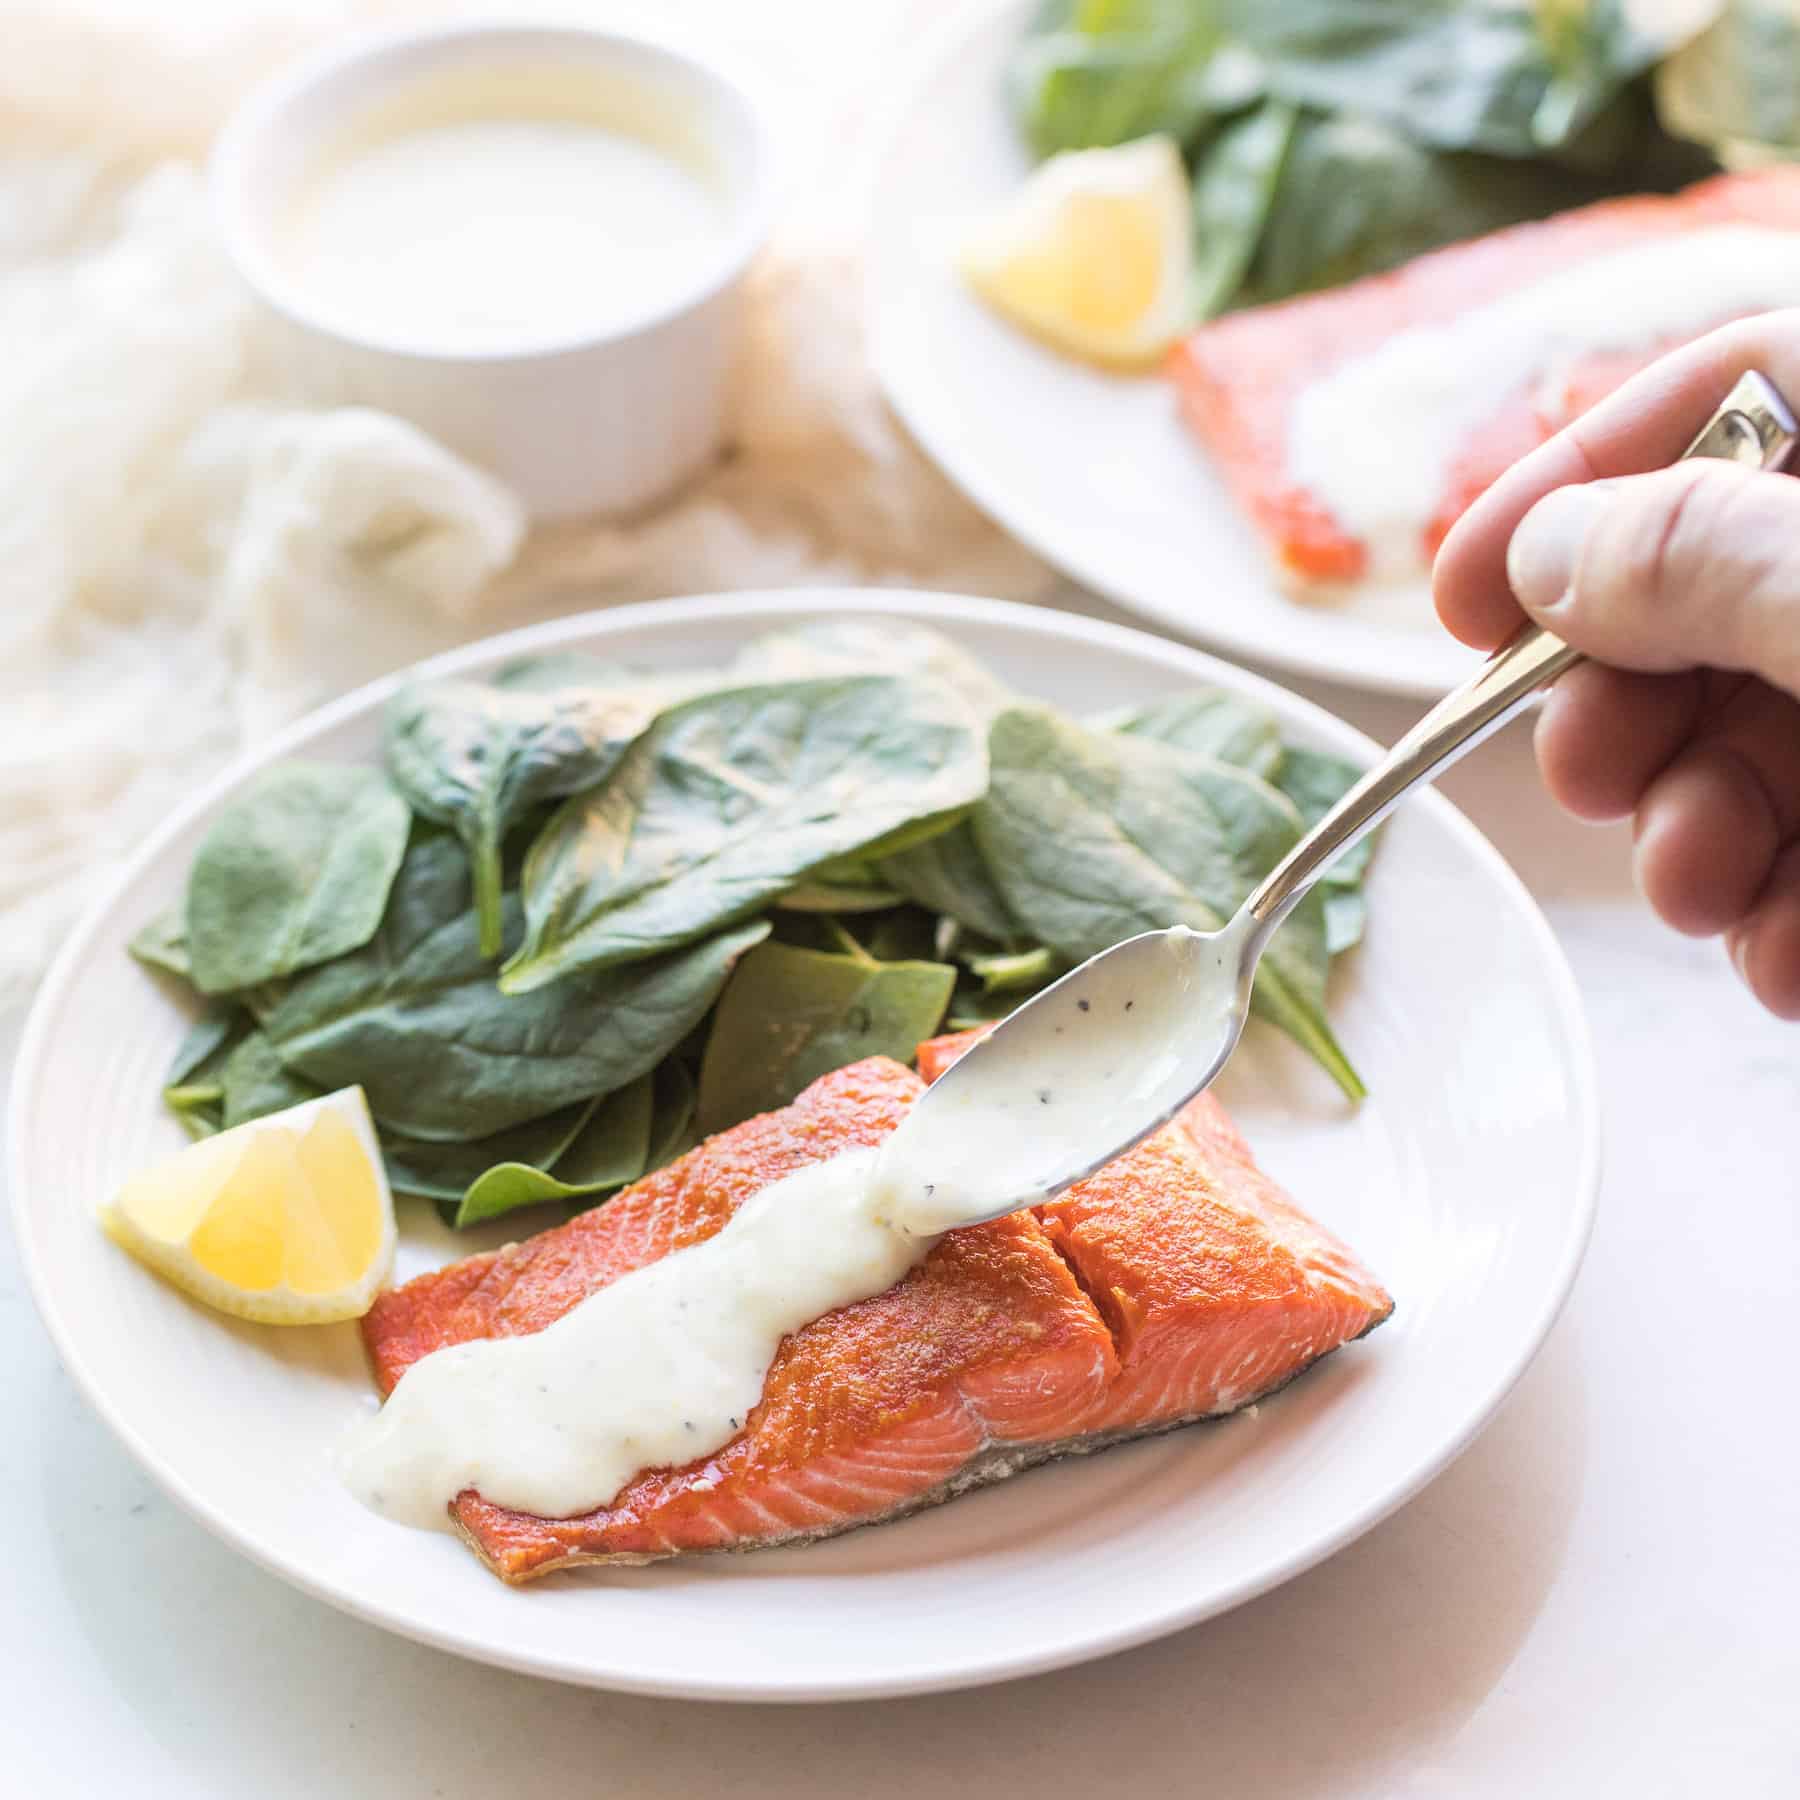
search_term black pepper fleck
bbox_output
[1077,998,1091,1012]
[1037,1089,1052,1105]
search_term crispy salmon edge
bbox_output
[459,1307,1393,1584]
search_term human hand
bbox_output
[1433,314,1800,1019]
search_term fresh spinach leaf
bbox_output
[1656,0,1800,161]
[165,1002,248,1095]
[859,906,945,965]
[773,905,946,964]
[1539,0,1722,147]
[1010,0,1234,158]
[502,676,987,991]
[644,1059,699,1172]
[974,707,1362,1098]
[946,970,1063,1030]
[1233,0,1567,157]
[1246,109,1573,301]
[453,1074,656,1228]
[777,856,906,914]
[977,706,1293,947]
[234,979,291,1025]
[385,665,684,958]
[219,1030,325,1129]
[384,1099,602,1204]
[1190,97,1298,316]
[130,907,192,980]
[1273,746,1374,890]
[1005,0,1721,315]
[881,820,1020,944]
[731,619,1014,723]
[1008,0,1674,166]
[1101,688,1285,778]
[696,938,957,1133]
[1270,746,1380,954]
[162,1002,253,1137]
[944,992,1026,1031]
[945,942,1066,1029]
[262,828,770,1139]
[1322,890,1368,957]
[172,1104,224,1143]
[540,1074,655,1191]
[185,762,410,997]
[962,943,1063,992]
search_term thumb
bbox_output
[1505,461,1800,697]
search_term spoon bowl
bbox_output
[877,923,1251,1234]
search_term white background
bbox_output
[4,1,1798,1792]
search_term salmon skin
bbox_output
[1168,168,1800,589]
[364,1040,1392,1582]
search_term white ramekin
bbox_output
[211,22,773,520]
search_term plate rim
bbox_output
[7,588,1599,1701]
[864,0,1476,701]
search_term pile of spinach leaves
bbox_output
[130,621,1380,1231]
[1009,0,1766,320]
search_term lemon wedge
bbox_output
[100,1087,395,1324]
[961,135,1194,369]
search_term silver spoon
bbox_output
[879,372,1798,1234]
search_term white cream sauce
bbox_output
[344,928,1241,1530]
[1287,225,1800,576]
[275,67,727,352]
[342,1150,928,1528]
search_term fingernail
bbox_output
[1506,483,1614,615]
[1730,931,1754,986]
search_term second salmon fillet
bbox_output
[365,1040,1392,1581]
[1169,167,1800,590]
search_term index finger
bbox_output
[1430,310,1800,649]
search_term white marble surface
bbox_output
[4,581,1797,1796]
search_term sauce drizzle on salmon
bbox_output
[1168,168,1800,589]
[363,1039,1392,1581]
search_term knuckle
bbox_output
[1728,486,1800,696]
[1588,463,1800,680]
[1572,464,1708,624]
[1634,463,1733,611]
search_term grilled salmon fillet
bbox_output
[1168,167,1800,589]
[364,1039,1392,1581]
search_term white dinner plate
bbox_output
[867,0,1483,699]
[9,591,1595,1701]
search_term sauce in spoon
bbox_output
[872,927,1243,1233]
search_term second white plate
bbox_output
[867,0,1482,698]
[10,591,1593,1700]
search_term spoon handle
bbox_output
[1241,369,1798,948]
